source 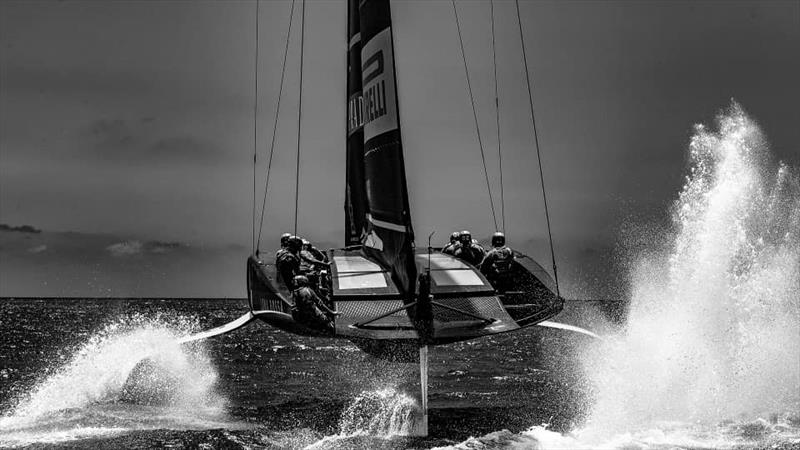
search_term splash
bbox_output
[576,102,800,445]
[304,387,421,449]
[337,387,420,436]
[0,315,235,446]
[434,104,800,449]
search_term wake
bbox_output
[0,315,238,446]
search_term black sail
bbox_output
[345,0,368,246]
[354,0,416,297]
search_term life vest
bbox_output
[489,246,513,272]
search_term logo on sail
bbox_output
[348,93,364,135]
[360,27,398,142]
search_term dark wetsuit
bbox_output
[454,242,486,266]
[291,286,335,332]
[300,250,328,274]
[307,246,328,263]
[442,242,460,256]
[480,245,514,290]
[276,251,301,291]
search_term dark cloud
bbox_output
[0,224,41,233]
[84,118,138,149]
[0,229,243,297]
[78,117,221,164]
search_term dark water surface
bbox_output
[0,298,597,449]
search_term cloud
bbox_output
[27,244,47,253]
[0,223,42,233]
[147,241,185,254]
[82,118,140,154]
[78,117,222,164]
[105,240,187,256]
[106,240,144,256]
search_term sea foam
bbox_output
[439,103,800,449]
[581,103,800,438]
[0,315,232,445]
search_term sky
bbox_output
[1,0,798,298]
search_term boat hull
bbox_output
[246,247,563,357]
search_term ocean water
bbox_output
[1,103,799,449]
[0,298,593,448]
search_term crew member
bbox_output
[300,238,330,274]
[453,230,485,266]
[276,235,303,290]
[303,239,329,264]
[275,232,292,261]
[480,231,514,290]
[291,275,340,333]
[442,231,461,255]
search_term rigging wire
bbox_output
[452,0,499,232]
[490,0,505,234]
[252,0,260,253]
[294,0,306,237]
[515,0,560,296]
[256,0,296,252]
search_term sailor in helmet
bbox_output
[453,230,485,266]
[276,232,292,261]
[442,231,461,255]
[290,274,340,333]
[299,238,330,274]
[305,239,328,263]
[276,235,303,291]
[480,231,514,290]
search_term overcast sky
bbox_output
[1,0,798,297]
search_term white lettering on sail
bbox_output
[347,92,364,135]
[361,27,398,143]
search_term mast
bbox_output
[353,0,416,298]
[345,0,368,246]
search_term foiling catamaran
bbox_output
[181,0,596,435]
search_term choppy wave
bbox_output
[303,387,423,449]
[0,315,240,447]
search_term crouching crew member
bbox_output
[275,232,292,261]
[304,239,328,263]
[442,231,461,255]
[291,275,340,333]
[453,230,485,266]
[276,235,303,291]
[300,238,330,273]
[480,231,515,290]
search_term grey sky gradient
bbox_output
[1,0,798,297]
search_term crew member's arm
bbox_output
[479,252,494,273]
[301,253,330,269]
[311,290,340,315]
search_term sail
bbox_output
[355,0,416,297]
[345,0,368,246]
